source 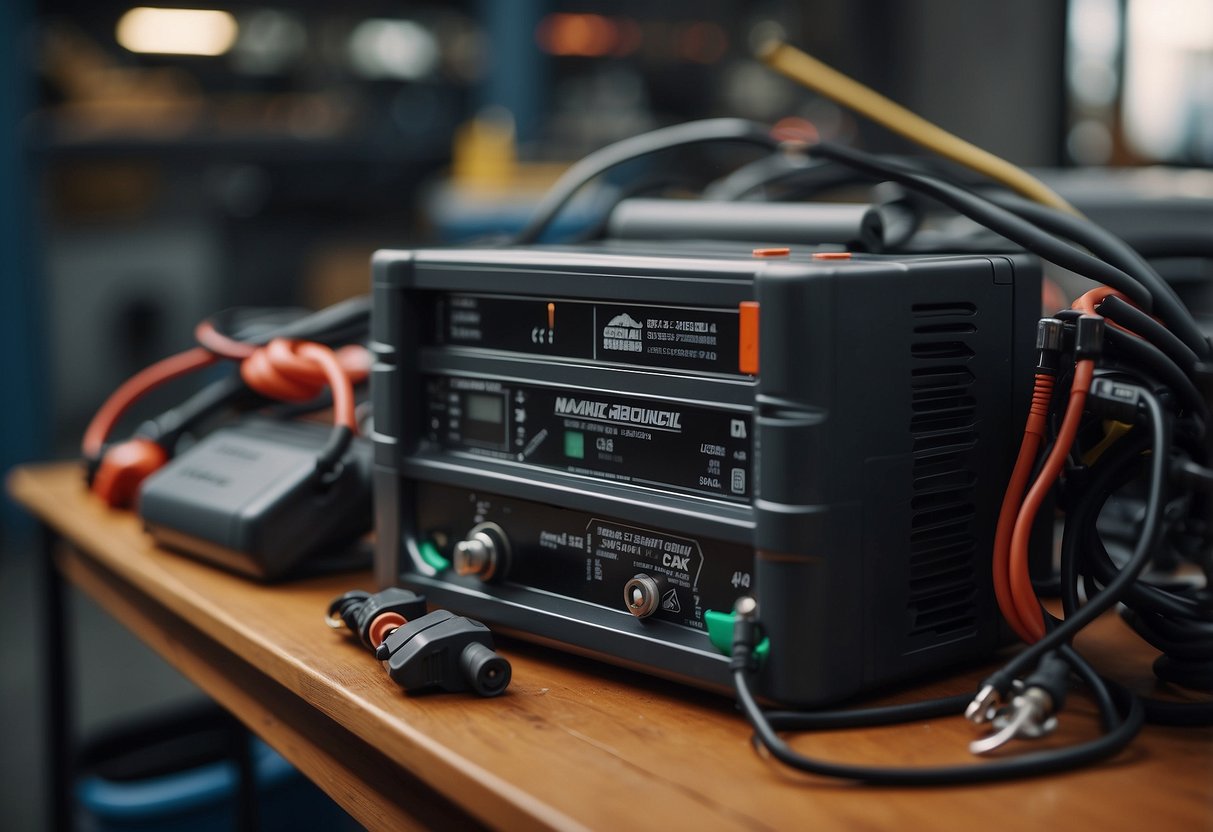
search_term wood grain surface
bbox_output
[9,463,1213,832]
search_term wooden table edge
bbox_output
[8,463,588,832]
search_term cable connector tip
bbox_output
[965,684,1001,725]
[969,687,1058,756]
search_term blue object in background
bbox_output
[477,0,546,144]
[0,0,47,533]
[77,737,357,832]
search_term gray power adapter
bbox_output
[138,418,372,580]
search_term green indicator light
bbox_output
[704,609,769,664]
[564,430,585,459]
[419,540,450,572]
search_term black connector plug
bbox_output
[1089,378,1147,423]
[1074,314,1106,359]
[374,609,512,697]
[1035,317,1065,373]
[327,588,428,651]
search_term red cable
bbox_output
[82,347,219,459]
[992,372,1054,643]
[194,319,256,360]
[1073,287,1142,337]
[239,338,361,430]
[87,322,370,459]
[1008,359,1096,642]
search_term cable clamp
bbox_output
[969,685,1058,755]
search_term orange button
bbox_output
[739,301,760,375]
[812,251,852,260]
[752,247,790,258]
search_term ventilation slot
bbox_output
[912,366,974,389]
[912,430,978,454]
[911,301,976,318]
[911,489,972,512]
[914,467,976,492]
[906,299,981,643]
[912,341,975,360]
[911,415,975,434]
[914,322,977,335]
[906,587,978,638]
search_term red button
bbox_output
[739,302,760,375]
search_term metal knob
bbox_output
[623,573,664,618]
[453,522,508,581]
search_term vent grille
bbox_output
[907,302,980,641]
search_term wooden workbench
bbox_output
[9,463,1212,831]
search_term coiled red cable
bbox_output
[83,317,370,499]
[195,320,369,431]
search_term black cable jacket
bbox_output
[269,295,371,344]
[138,373,259,450]
[761,694,970,731]
[1059,644,1121,732]
[733,667,1144,786]
[808,142,1156,311]
[1124,612,1213,659]
[1125,605,1213,646]
[814,149,1205,356]
[1103,328,1207,418]
[981,192,1210,359]
[1057,426,1200,620]
[1056,304,1206,417]
[1085,534,1205,619]
[993,388,1170,690]
[702,152,824,201]
[1151,656,1213,693]
[1111,231,1213,262]
[197,298,370,475]
[1098,295,1202,372]
[1058,429,1213,704]
[1140,693,1213,726]
[315,425,354,479]
[208,295,372,349]
[514,119,780,245]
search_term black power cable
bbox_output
[732,653,1143,786]
[730,383,1172,784]
[798,143,1211,359]
[807,142,1156,311]
[513,119,780,246]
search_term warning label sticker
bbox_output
[588,519,704,626]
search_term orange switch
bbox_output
[739,301,760,375]
[752,247,791,258]
[812,251,852,260]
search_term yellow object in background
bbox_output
[758,39,1083,217]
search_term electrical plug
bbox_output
[326,587,429,650]
[374,609,511,697]
[970,652,1069,755]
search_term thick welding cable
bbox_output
[993,372,1054,643]
[1010,359,1097,641]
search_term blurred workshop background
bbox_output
[3,1,1212,829]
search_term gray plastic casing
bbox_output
[370,242,1040,706]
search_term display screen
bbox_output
[467,392,504,425]
[461,391,507,448]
